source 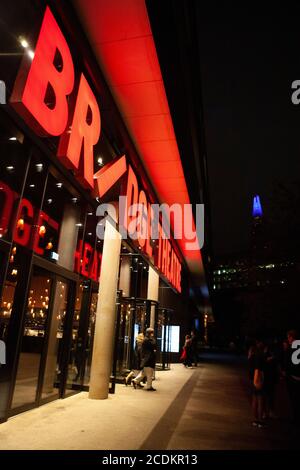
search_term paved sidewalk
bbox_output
[0,355,296,450]
[142,355,296,450]
[0,365,195,450]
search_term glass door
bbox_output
[156,308,172,370]
[40,278,69,402]
[11,266,70,410]
[11,268,53,409]
[115,301,134,376]
[83,289,98,388]
[64,280,99,393]
[114,298,154,381]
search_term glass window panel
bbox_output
[12,268,53,409]
[12,151,48,254]
[77,206,102,282]
[83,290,98,387]
[0,111,29,242]
[65,281,85,392]
[0,250,13,342]
[41,279,69,400]
[40,172,85,269]
[0,244,32,418]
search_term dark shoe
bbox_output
[146,387,156,391]
[136,383,144,389]
[257,421,267,428]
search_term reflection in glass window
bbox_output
[12,152,48,254]
[41,279,69,401]
[0,252,15,342]
[0,111,29,242]
[83,290,98,387]
[12,269,53,409]
[65,281,85,391]
[75,206,102,282]
[40,173,85,270]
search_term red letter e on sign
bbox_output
[10,6,74,136]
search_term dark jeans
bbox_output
[287,377,300,425]
[184,353,193,367]
[191,350,199,366]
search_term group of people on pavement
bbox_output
[248,329,300,429]
[124,328,199,391]
[124,327,157,391]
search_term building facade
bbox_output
[0,1,206,422]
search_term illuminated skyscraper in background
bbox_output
[252,195,263,218]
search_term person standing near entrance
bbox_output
[181,334,193,368]
[190,330,199,366]
[132,328,157,391]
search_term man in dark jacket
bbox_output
[190,330,199,367]
[132,328,157,391]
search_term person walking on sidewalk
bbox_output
[180,334,193,368]
[248,339,267,428]
[133,328,157,391]
[263,341,279,419]
[285,330,300,428]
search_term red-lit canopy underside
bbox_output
[73,0,205,284]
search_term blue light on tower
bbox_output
[252,195,263,218]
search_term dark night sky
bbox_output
[197,8,300,257]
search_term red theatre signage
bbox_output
[10,6,100,190]
[0,180,59,255]
[9,6,181,292]
[120,163,181,292]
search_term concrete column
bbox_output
[57,202,80,270]
[118,256,131,297]
[89,221,121,399]
[147,266,159,328]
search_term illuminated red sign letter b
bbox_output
[10,6,74,136]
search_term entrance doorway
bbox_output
[156,308,173,370]
[64,280,98,393]
[113,296,158,381]
[10,266,72,412]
